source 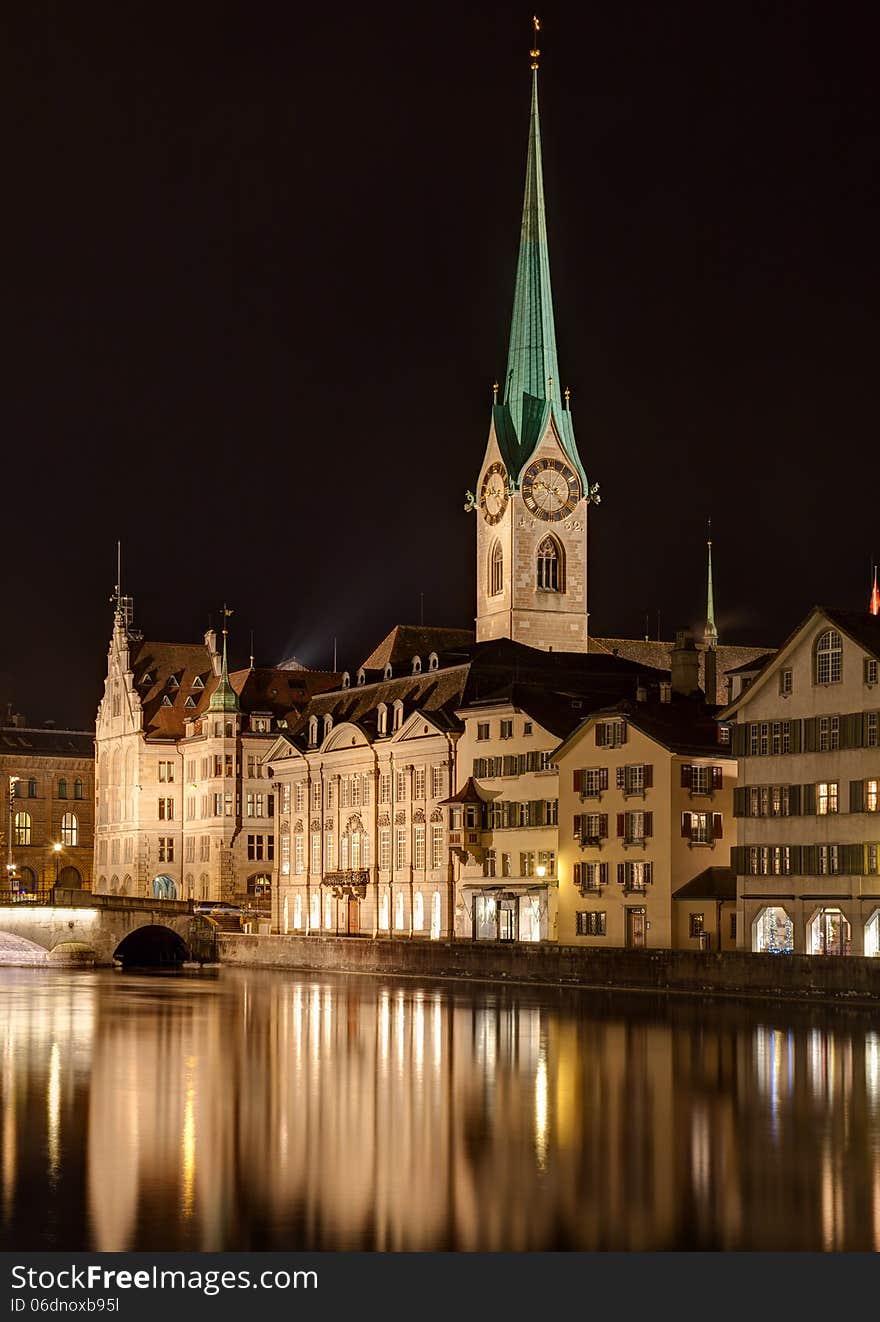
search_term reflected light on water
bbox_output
[2,969,880,1251]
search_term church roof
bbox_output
[495,70,588,491]
[589,637,773,705]
[360,625,474,672]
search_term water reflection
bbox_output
[1,968,880,1249]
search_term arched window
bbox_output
[413,891,424,931]
[61,813,78,847]
[393,700,403,732]
[58,778,68,800]
[13,811,31,845]
[489,540,503,597]
[377,703,388,736]
[412,655,422,675]
[536,537,563,592]
[323,713,333,740]
[27,778,37,799]
[815,629,843,684]
[308,716,319,747]
[341,671,351,689]
[74,778,83,800]
[428,652,439,672]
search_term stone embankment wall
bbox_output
[217,933,880,1003]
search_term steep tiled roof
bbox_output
[821,609,880,659]
[590,637,773,704]
[554,695,734,763]
[360,625,474,672]
[288,665,470,747]
[128,639,338,739]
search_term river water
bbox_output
[1,965,878,1251]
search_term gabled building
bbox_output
[721,606,880,956]
[553,639,736,949]
[94,600,338,902]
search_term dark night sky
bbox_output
[4,1,879,727]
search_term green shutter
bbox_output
[789,720,803,754]
[850,780,865,813]
[790,844,803,874]
[803,783,816,814]
[733,787,746,817]
[803,718,816,753]
[789,784,801,815]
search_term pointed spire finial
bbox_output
[530,15,541,70]
[870,561,880,617]
[705,521,718,648]
[208,605,241,713]
[492,380,499,404]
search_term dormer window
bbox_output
[140,672,153,687]
[393,700,403,732]
[357,668,366,686]
[191,675,205,690]
[384,664,393,681]
[308,716,319,747]
[412,656,422,675]
[251,716,271,733]
[428,652,438,672]
[166,674,180,689]
[323,714,333,740]
[184,696,197,709]
[161,695,173,707]
[341,671,351,689]
[377,703,388,736]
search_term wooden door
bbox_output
[626,908,646,949]
[347,897,360,935]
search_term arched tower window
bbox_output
[814,629,843,685]
[489,540,503,597]
[61,813,78,847]
[536,536,564,593]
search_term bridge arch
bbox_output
[113,924,189,967]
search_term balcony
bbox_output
[322,869,370,899]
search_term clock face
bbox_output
[480,461,509,525]
[521,458,581,521]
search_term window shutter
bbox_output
[643,764,653,788]
[681,764,692,789]
[712,812,723,840]
[789,845,802,874]
[789,784,801,815]
[850,780,865,813]
[842,843,864,875]
[732,724,747,756]
[803,718,816,753]
[644,811,653,838]
[600,768,609,791]
[681,812,692,838]
[645,862,653,885]
[600,862,608,886]
[803,783,816,815]
[789,720,802,754]
[573,769,583,792]
[616,862,625,886]
[616,813,625,838]
[532,800,543,826]
[596,724,606,747]
[616,767,625,790]
[730,845,743,874]
[712,766,723,791]
[803,845,818,875]
[573,862,582,886]
[733,787,745,817]
[599,813,608,838]
[573,814,582,838]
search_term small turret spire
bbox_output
[705,522,718,648]
[208,606,241,713]
[870,562,880,617]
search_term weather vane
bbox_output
[530,16,541,70]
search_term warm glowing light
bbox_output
[536,864,546,877]
[47,1042,60,1182]
[181,1061,196,1219]
[534,1050,548,1171]
[52,843,62,854]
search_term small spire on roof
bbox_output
[870,562,880,617]
[530,15,540,70]
[705,521,718,648]
[208,605,240,713]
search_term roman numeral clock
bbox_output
[521,457,580,521]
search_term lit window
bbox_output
[60,813,78,847]
[817,782,838,815]
[869,780,880,812]
[13,811,31,845]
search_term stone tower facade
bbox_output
[472,65,596,653]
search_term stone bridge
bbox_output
[0,888,214,966]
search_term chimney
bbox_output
[704,645,718,707]
[204,629,220,677]
[671,630,700,696]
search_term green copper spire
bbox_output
[208,611,240,713]
[492,60,589,494]
[705,529,718,648]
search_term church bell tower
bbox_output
[468,22,598,653]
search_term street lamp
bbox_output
[52,842,62,890]
[6,775,20,897]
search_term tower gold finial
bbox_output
[492,381,499,404]
[530,15,541,69]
